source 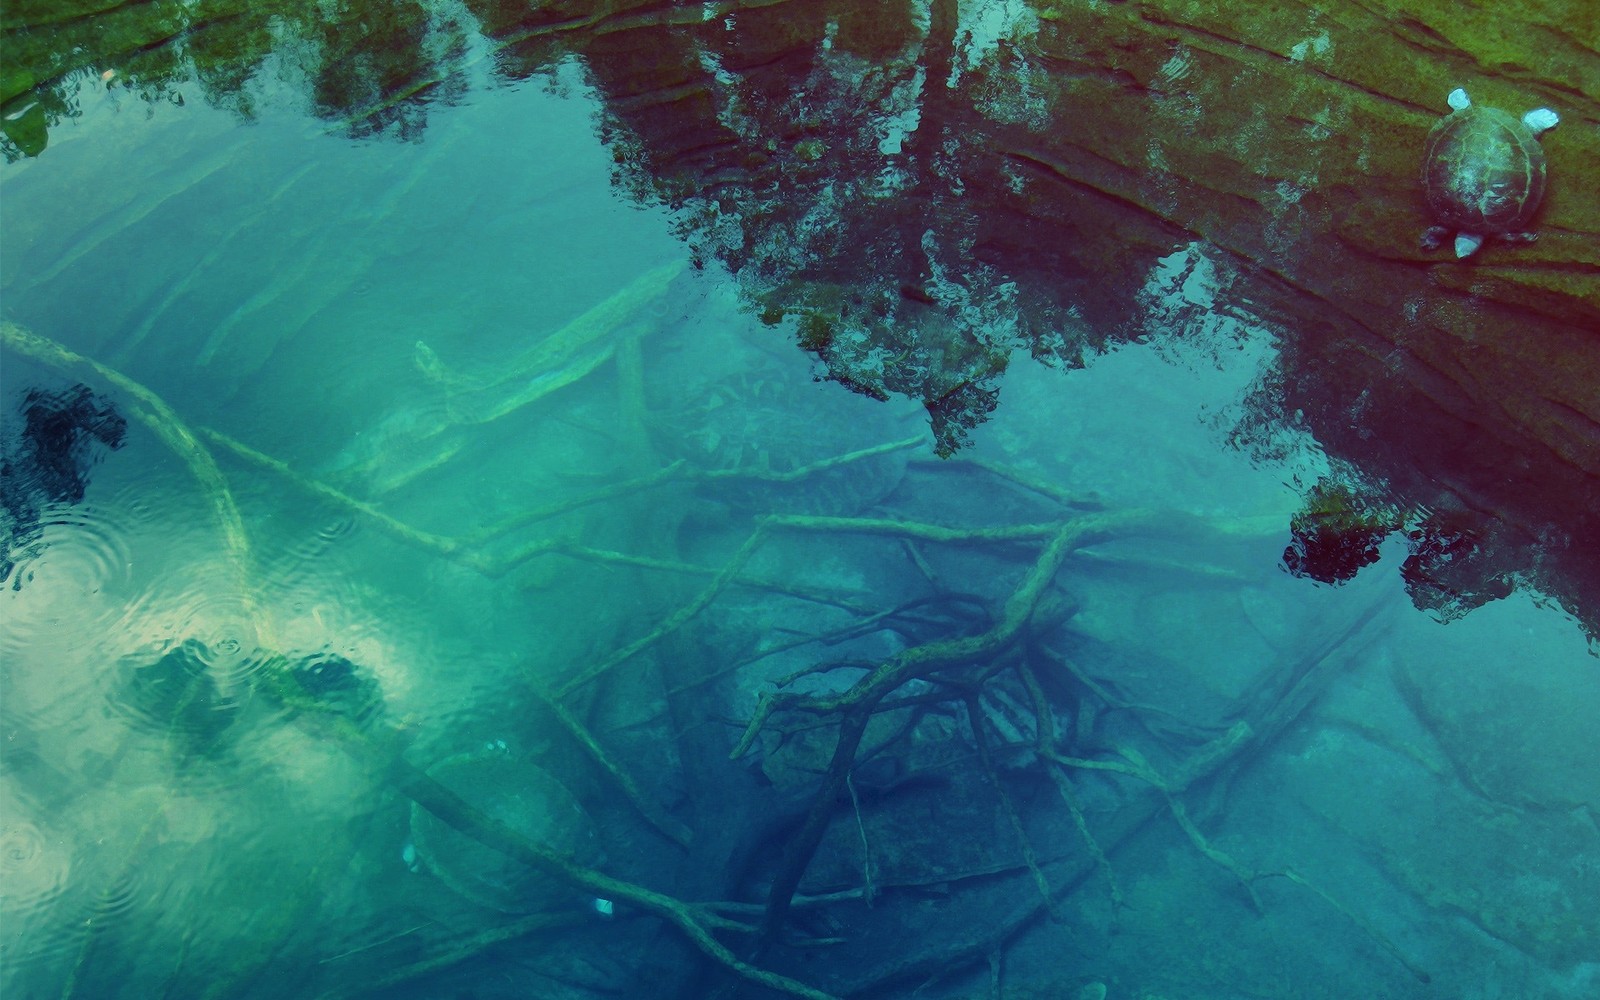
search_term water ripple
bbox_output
[261,516,361,595]
[0,816,71,919]
[161,582,276,688]
[80,867,144,930]
[0,503,135,663]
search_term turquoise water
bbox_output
[2,10,1597,1000]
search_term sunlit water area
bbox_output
[2,3,1597,1000]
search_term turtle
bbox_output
[1420,88,1559,258]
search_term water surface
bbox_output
[2,3,1597,999]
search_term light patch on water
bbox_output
[1149,47,1205,135]
[1146,138,1171,172]
[950,0,1040,84]
[1132,242,1327,476]
[869,163,918,198]
[876,67,926,153]
[1302,113,1333,141]
[948,0,1055,130]
[1001,158,1027,194]
[1144,242,1223,318]
[971,57,1054,131]
[1275,178,1312,205]
[1288,31,1334,63]
[1154,46,1198,91]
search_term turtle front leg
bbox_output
[1453,233,1485,258]
[1419,226,1450,251]
[1499,231,1540,245]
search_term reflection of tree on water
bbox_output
[0,0,472,155]
[1,382,127,586]
[578,0,1115,456]
[547,2,1596,644]
[3,1,1113,457]
[1282,474,1515,624]
[5,4,1593,648]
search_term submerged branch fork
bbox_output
[730,516,1117,760]
[389,749,843,1000]
[732,507,1260,951]
[747,520,1095,947]
[555,508,1141,703]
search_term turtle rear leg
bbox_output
[1419,226,1450,251]
[1499,231,1540,245]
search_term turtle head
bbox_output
[1447,88,1471,112]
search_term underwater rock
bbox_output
[1280,480,1400,585]
[1399,514,1514,621]
[1395,631,1600,815]
[118,639,240,755]
[288,653,383,724]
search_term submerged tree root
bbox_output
[730,519,1098,947]
[378,733,845,1000]
[685,510,1418,994]
[3,319,1424,998]
[829,586,1407,997]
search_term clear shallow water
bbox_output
[2,9,1598,1000]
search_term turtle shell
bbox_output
[1421,105,1547,233]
